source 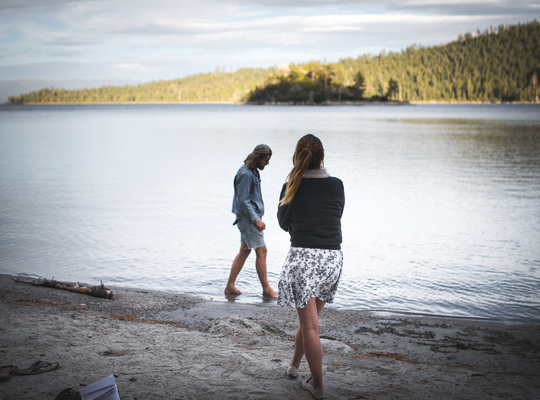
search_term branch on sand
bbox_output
[14,277,113,299]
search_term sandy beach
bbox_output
[0,274,539,400]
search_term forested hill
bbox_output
[6,68,274,105]
[7,20,540,104]
[343,20,540,102]
[248,20,540,104]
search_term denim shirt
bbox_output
[232,164,264,224]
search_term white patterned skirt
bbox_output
[277,247,343,309]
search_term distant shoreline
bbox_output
[3,100,538,106]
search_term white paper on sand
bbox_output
[78,374,120,400]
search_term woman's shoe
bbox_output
[301,376,325,399]
[286,365,298,378]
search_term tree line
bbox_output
[245,63,372,104]
[7,20,539,104]
[341,20,540,102]
[7,68,273,104]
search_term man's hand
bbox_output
[255,219,266,231]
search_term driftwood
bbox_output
[15,277,113,299]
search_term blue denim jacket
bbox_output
[232,164,264,224]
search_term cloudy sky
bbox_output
[1,0,539,83]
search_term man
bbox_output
[225,144,278,298]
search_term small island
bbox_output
[245,63,407,105]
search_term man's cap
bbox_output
[249,144,272,157]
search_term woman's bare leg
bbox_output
[290,324,304,368]
[295,297,326,389]
[291,298,324,368]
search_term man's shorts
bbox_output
[237,218,266,249]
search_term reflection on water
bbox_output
[0,104,539,322]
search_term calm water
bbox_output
[1,103,539,323]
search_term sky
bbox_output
[0,0,539,83]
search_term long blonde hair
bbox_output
[280,134,324,205]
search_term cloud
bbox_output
[221,0,540,17]
[46,34,96,46]
[0,0,94,11]
[0,0,538,82]
[112,62,152,72]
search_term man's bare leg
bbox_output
[225,243,251,295]
[254,246,278,298]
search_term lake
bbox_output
[1,103,539,323]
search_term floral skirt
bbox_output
[277,247,343,309]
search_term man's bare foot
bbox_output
[263,287,278,298]
[225,286,242,295]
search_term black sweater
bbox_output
[277,169,344,250]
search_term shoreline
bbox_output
[11,274,540,326]
[3,100,539,106]
[1,273,539,399]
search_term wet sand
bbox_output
[1,274,539,399]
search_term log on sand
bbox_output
[15,277,113,299]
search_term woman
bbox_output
[277,134,345,400]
